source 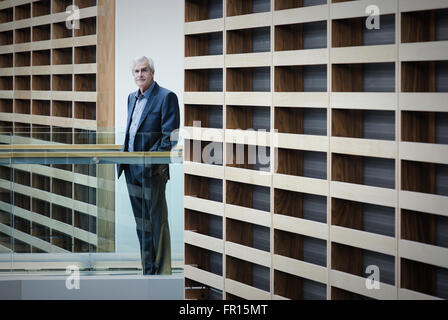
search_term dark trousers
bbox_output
[124,166,171,275]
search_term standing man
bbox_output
[117,56,180,275]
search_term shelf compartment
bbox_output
[332,153,395,189]
[74,101,96,120]
[74,129,96,144]
[401,61,448,92]
[32,50,51,66]
[14,122,31,137]
[331,286,370,300]
[401,258,448,299]
[186,243,222,276]
[74,164,97,177]
[226,143,270,172]
[52,164,73,172]
[402,209,448,249]
[75,0,97,9]
[75,17,97,37]
[0,99,13,113]
[32,124,51,141]
[51,229,72,251]
[15,3,31,21]
[332,62,395,92]
[33,0,51,17]
[14,169,30,187]
[74,74,96,91]
[402,111,448,144]
[31,222,50,243]
[14,99,30,114]
[332,198,395,237]
[185,104,222,128]
[14,216,30,235]
[74,238,95,253]
[185,32,222,57]
[332,242,395,286]
[51,126,73,144]
[52,177,72,199]
[52,22,73,39]
[185,277,222,300]
[52,0,73,14]
[226,180,270,212]
[13,192,30,211]
[14,75,31,91]
[275,0,326,10]
[227,67,270,92]
[74,45,96,64]
[185,208,222,239]
[226,255,270,293]
[275,65,327,92]
[74,210,96,234]
[0,76,13,90]
[227,0,270,17]
[275,20,327,51]
[185,174,223,202]
[0,53,13,68]
[14,27,31,44]
[185,0,222,22]
[227,217,270,252]
[32,173,50,192]
[52,74,72,91]
[14,51,30,67]
[332,14,395,48]
[32,100,50,116]
[332,109,395,141]
[185,68,222,92]
[276,148,327,179]
[32,24,51,42]
[13,239,31,253]
[401,8,448,43]
[52,100,72,117]
[274,270,327,300]
[184,139,223,165]
[52,47,73,65]
[227,27,270,54]
[275,107,327,135]
[74,183,96,205]
[227,105,270,130]
[0,121,13,134]
[401,160,448,196]
[0,31,13,46]
[0,7,13,24]
[32,75,51,91]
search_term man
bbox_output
[117,56,180,275]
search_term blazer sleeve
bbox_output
[158,91,180,151]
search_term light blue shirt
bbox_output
[128,82,155,152]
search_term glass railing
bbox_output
[0,131,183,275]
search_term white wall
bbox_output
[114,0,184,257]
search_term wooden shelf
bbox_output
[52,0,73,14]
[74,74,96,91]
[74,164,97,177]
[402,8,448,43]
[227,0,270,17]
[51,126,72,144]
[0,121,13,134]
[14,27,31,44]
[52,74,72,91]
[401,258,446,299]
[185,139,223,165]
[332,153,395,189]
[227,105,270,130]
[185,174,223,202]
[0,7,13,24]
[32,124,51,141]
[226,255,270,293]
[185,104,222,128]
[185,68,223,92]
[15,3,31,21]
[0,53,13,68]
[332,109,395,141]
[14,51,31,67]
[275,107,327,135]
[75,0,97,9]
[74,210,96,233]
[401,111,437,143]
[32,100,50,116]
[277,148,327,179]
[52,177,72,199]
[53,47,73,65]
[32,173,51,192]
[226,180,270,212]
[14,238,31,253]
[32,0,51,18]
[275,20,327,51]
[13,216,30,235]
[186,243,222,276]
[227,27,270,54]
[75,17,97,37]
[74,129,96,144]
[74,238,95,253]
[332,63,395,92]
[401,160,448,196]
[14,169,31,187]
[227,67,270,92]
[274,188,327,222]
[53,22,73,39]
[0,99,13,113]
[33,24,51,42]
[227,217,270,251]
[74,45,96,64]
[185,0,223,22]
[331,286,367,300]
[14,192,30,211]
[74,183,96,205]
[31,222,51,244]
[0,76,13,90]
[0,31,13,46]
[32,75,51,91]
[226,143,270,171]
[52,100,72,118]
[275,0,326,11]
[185,208,222,238]
[402,61,448,92]
[185,32,223,57]
[275,65,327,92]
[15,75,31,91]
[51,229,72,251]
[32,50,51,66]
[74,101,96,120]
[14,99,30,114]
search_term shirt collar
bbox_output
[135,81,155,100]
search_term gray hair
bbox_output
[131,56,155,73]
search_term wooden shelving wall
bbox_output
[184,0,448,300]
[0,0,115,255]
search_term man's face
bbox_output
[133,61,154,92]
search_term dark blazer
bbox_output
[117,81,180,182]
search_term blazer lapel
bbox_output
[125,91,138,135]
[136,82,159,133]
